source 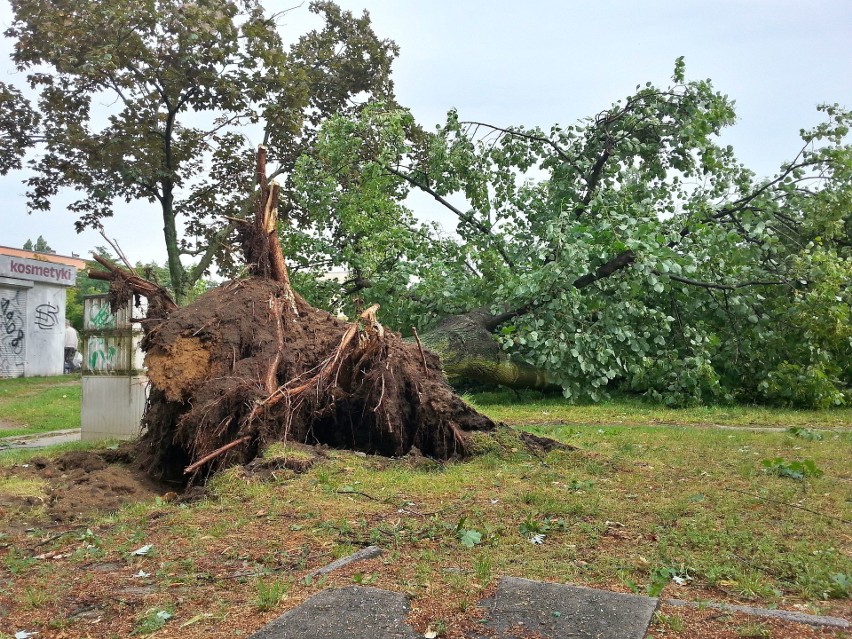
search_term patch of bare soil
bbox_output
[0,448,165,527]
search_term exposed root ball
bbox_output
[136,278,495,482]
[144,336,212,402]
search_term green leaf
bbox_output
[459,529,483,548]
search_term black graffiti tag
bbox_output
[35,303,59,329]
[1,296,25,355]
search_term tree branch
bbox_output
[572,250,636,289]
[186,222,238,285]
[459,120,583,174]
[659,271,790,291]
[384,165,515,268]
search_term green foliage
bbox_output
[5,0,398,303]
[646,567,678,597]
[22,236,53,253]
[626,354,727,407]
[760,457,823,480]
[0,81,38,175]
[252,578,289,611]
[450,517,483,548]
[459,528,482,548]
[654,612,685,632]
[787,427,823,441]
[736,622,771,638]
[291,60,851,407]
[826,573,851,598]
[518,514,550,538]
[567,479,595,491]
[3,548,36,575]
[65,253,111,331]
[761,363,846,409]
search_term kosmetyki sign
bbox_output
[0,255,77,286]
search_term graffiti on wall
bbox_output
[0,290,25,377]
[87,336,118,371]
[87,302,116,329]
[34,302,59,330]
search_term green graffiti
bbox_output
[87,337,117,370]
[88,303,116,329]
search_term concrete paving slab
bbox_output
[483,577,657,639]
[248,586,421,639]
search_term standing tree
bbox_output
[6,0,398,303]
[288,62,852,407]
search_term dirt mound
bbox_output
[136,278,496,482]
[50,451,107,473]
[1,450,163,525]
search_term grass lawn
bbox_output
[0,374,81,438]
[0,412,849,637]
[469,389,852,429]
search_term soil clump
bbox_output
[0,449,163,526]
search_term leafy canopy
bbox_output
[291,61,852,407]
[0,81,38,176]
[5,0,398,302]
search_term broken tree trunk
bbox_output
[91,147,496,483]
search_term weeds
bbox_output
[635,565,694,598]
[760,457,823,480]
[24,586,53,609]
[787,426,823,441]
[827,573,851,598]
[253,578,289,611]
[474,556,493,584]
[654,611,685,631]
[131,606,174,635]
[450,517,483,548]
[0,390,849,635]
[3,548,36,575]
[736,621,771,638]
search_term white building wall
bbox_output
[0,279,67,377]
[24,282,66,377]
[0,281,30,378]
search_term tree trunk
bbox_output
[161,179,188,305]
[418,308,552,390]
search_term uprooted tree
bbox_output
[91,148,498,483]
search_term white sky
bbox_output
[0,0,849,263]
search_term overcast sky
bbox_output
[0,0,849,263]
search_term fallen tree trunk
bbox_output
[92,148,497,482]
[418,308,553,390]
